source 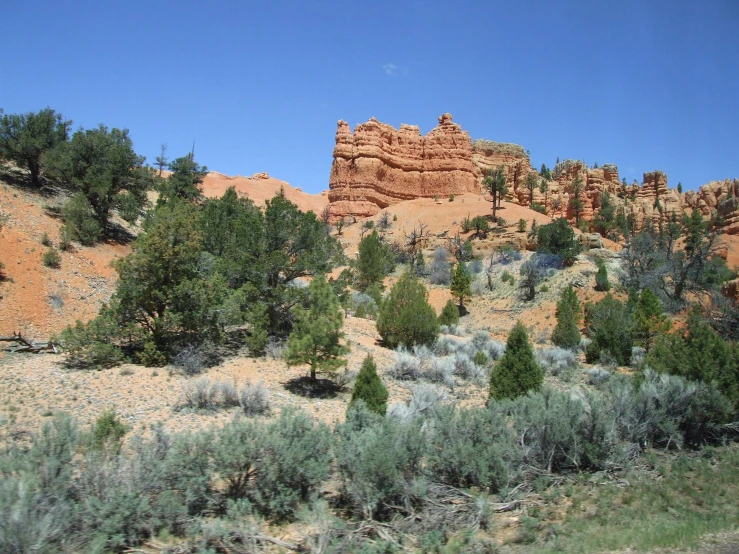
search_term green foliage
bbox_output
[585,294,634,365]
[569,175,585,225]
[438,299,460,326]
[286,274,349,381]
[357,230,394,291]
[501,270,515,285]
[377,271,439,349]
[90,411,127,452]
[470,215,490,237]
[111,200,222,352]
[633,288,671,352]
[450,262,471,308]
[524,172,539,204]
[552,296,581,349]
[46,125,154,242]
[59,313,125,369]
[61,192,104,245]
[646,308,739,408]
[473,350,488,366]
[42,247,61,269]
[518,259,541,301]
[40,232,52,246]
[594,259,611,291]
[531,203,547,214]
[139,341,167,367]
[536,217,581,266]
[0,107,71,187]
[489,322,543,401]
[677,181,683,194]
[350,355,389,416]
[518,218,527,232]
[624,211,731,306]
[158,153,207,204]
[448,194,454,202]
[592,192,617,237]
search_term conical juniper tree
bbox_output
[349,355,389,416]
[377,271,439,348]
[286,274,349,382]
[489,322,543,401]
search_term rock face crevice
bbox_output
[328,114,480,219]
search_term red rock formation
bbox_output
[328,114,480,219]
[326,115,739,238]
[685,179,739,235]
[471,140,532,199]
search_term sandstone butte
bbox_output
[326,113,739,236]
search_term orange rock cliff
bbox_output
[326,114,739,235]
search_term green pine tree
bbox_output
[357,230,388,291]
[415,249,427,276]
[377,271,439,348]
[558,284,582,323]
[633,289,671,352]
[438,299,460,326]
[349,355,389,416]
[551,298,580,349]
[450,262,472,309]
[286,274,349,382]
[594,260,610,291]
[490,322,543,401]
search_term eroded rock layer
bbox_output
[328,114,480,219]
[327,115,739,236]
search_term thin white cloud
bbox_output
[382,63,398,76]
[382,63,408,77]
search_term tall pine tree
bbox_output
[286,274,349,382]
[450,262,472,309]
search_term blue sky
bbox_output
[2,0,737,193]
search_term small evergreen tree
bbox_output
[536,218,581,266]
[594,260,610,291]
[438,299,460,326]
[677,182,683,194]
[490,322,543,401]
[450,262,472,309]
[357,230,389,291]
[349,355,388,416]
[633,288,671,352]
[158,153,207,204]
[558,284,582,323]
[584,294,634,365]
[377,271,439,348]
[286,274,349,382]
[551,298,580,349]
[414,249,427,277]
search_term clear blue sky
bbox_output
[2,0,737,193]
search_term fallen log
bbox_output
[0,333,58,354]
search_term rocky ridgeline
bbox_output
[327,114,739,236]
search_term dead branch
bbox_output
[0,332,58,353]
